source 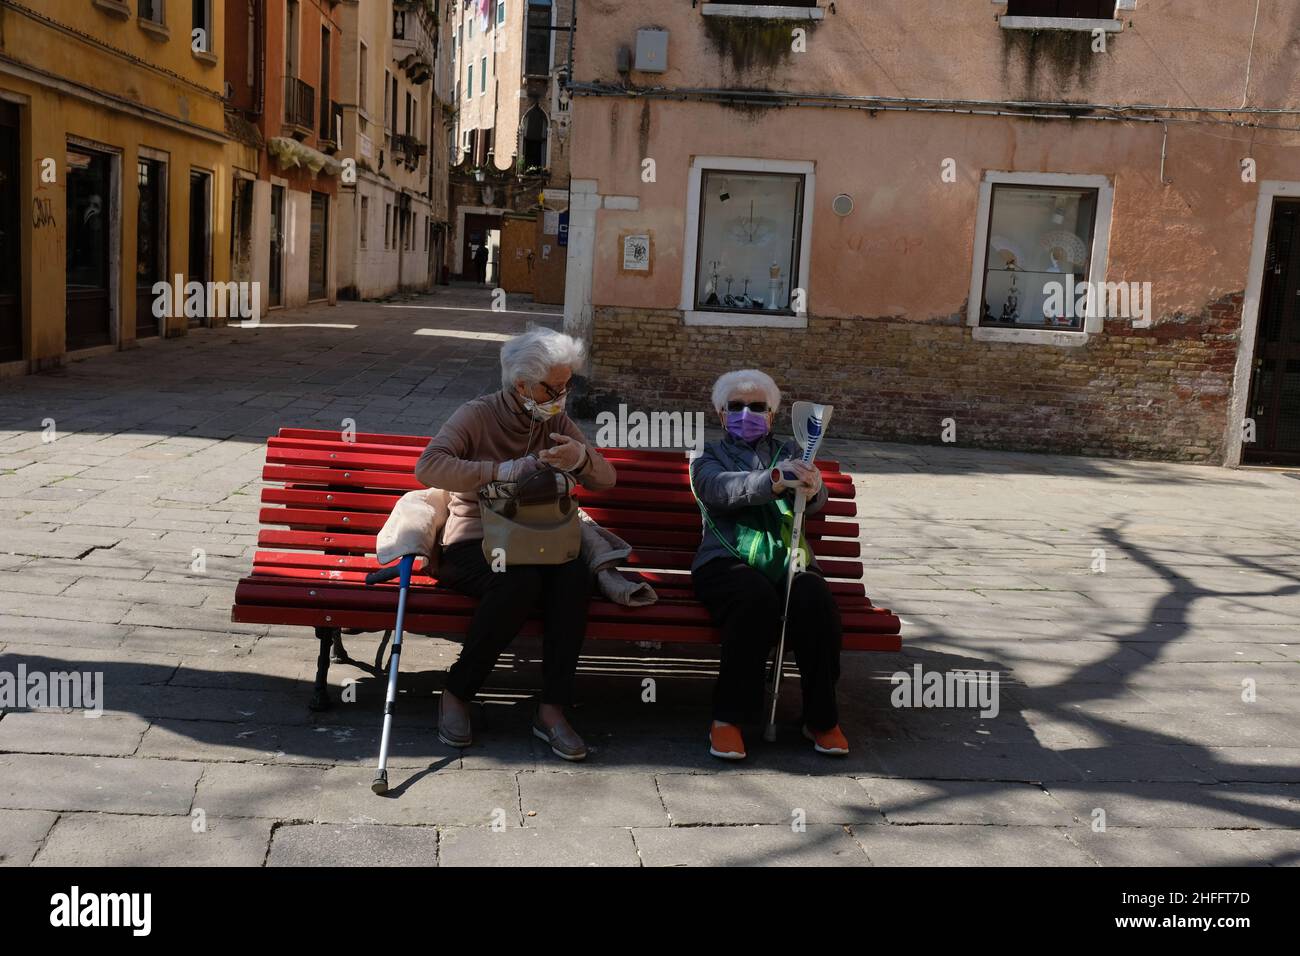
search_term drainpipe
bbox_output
[255,0,266,116]
[398,189,406,292]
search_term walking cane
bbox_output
[764,403,833,743]
[366,553,416,795]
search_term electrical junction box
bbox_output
[635,29,668,73]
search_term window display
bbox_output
[694,170,804,315]
[980,184,1097,331]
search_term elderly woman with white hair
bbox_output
[689,369,848,761]
[414,326,616,761]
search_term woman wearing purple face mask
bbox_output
[688,369,848,762]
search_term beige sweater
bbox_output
[414,389,617,545]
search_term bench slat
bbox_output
[248,551,875,600]
[230,604,902,651]
[234,579,900,632]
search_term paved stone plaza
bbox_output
[0,288,1297,866]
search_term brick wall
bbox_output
[589,294,1243,463]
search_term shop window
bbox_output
[978,184,1098,332]
[691,168,806,317]
[1005,1,1115,16]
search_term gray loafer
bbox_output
[532,711,588,762]
[438,692,472,748]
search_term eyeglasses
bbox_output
[539,379,574,402]
[726,400,769,413]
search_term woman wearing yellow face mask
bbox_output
[414,327,617,760]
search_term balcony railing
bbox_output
[283,76,315,136]
[392,133,427,169]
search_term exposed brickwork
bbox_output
[589,294,1243,463]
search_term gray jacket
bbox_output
[689,431,830,574]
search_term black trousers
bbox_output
[692,557,843,730]
[436,539,591,705]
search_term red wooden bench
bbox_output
[231,427,903,710]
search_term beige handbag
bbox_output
[479,466,581,566]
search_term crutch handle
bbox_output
[365,565,402,585]
[366,555,416,586]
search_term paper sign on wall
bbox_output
[543,210,560,236]
[623,234,650,272]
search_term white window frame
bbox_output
[996,0,1123,32]
[967,170,1114,347]
[680,156,815,329]
[480,56,487,96]
[701,4,826,21]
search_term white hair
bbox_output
[500,326,586,391]
[710,369,781,414]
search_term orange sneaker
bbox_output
[708,721,746,760]
[802,724,849,756]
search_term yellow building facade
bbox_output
[0,0,234,374]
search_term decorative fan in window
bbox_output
[1038,229,1089,270]
[726,200,779,246]
[989,234,1025,270]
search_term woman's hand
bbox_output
[771,459,822,497]
[539,433,588,472]
[495,455,544,482]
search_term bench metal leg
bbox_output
[311,626,340,712]
[331,632,349,664]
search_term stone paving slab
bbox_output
[1045,782,1300,829]
[853,825,1096,867]
[267,823,440,867]
[0,754,202,814]
[654,772,885,826]
[632,824,869,867]
[0,712,150,757]
[1069,826,1300,867]
[32,813,272,867]
[0,809,58,866]
[314,768,516,828]
[438,826,639,867]
[518,771,668,828]
[862,779,1076,826]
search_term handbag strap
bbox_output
[688,443,786,563]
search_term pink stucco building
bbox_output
[563,1,1300,465]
